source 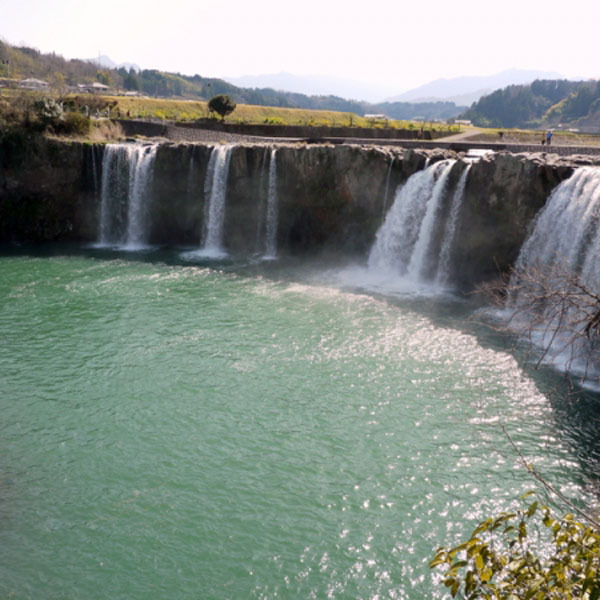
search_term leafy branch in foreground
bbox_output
[430,494,600,599]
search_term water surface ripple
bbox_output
[0,250,597,599]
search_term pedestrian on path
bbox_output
[546,130,552,145]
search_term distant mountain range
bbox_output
[386,69,566,106]
[226,69,567,106]
[224,72,399,104]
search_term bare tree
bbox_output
[479,261,600,385]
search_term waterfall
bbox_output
[124,145,158,249]
[381,157,395,218]
[254,148,270,254]
[263,149,279,259]
[89,145,101,198]
[513,167,600,281]
[368,159,456,282]
[406,159,455,279]
[507,166,600,381]
[435,163,471,285]
[98,144,128,246]
[97,143,157,248]
[186,146,196,200]
[200,145,233,258]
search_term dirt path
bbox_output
[434,129,483,142]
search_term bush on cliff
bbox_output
[0,92,91,137]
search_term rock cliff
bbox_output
[1,135,598,289]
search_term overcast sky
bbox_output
[2,0,599,93]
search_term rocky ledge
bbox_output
[1,136,599,289]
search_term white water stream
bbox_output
[199,145,233,258]
[97,143,158,248]
[263,148,279,259]
[368,159,462,285]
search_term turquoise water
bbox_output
[0,247,598,599]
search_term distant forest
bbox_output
[460,79,600,130]
[0,41,464,121]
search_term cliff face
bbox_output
[450,153,579,288]
[0,135,98,242]
[1,135,595,289]
[149,143,443,255]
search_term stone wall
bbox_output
[115,119,448,143]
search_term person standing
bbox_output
[546,130,552,145]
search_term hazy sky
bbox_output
[2,0,599,92]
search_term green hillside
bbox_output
[0,40,464,121]
[461,79,600,131]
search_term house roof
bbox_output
[19,78,48,86]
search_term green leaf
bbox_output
[526,501,539,517]
[475,553,484,572]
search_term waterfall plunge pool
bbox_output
[1,245,600,599]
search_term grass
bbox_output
[0,89,463,133]
[90,94,457,131]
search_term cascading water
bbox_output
[434,163,471,285]
[507,166,600,381]
[405,159,455,279]
[263,148,279,259]
[513,167,600,281]
[89,145,101,200]
[381,157,395,218]
[367,159,456,283]
[254,147,270,253]
[97,143,158,248]
[124,145,158,249]
[98,145,129,246]
[199,145,233,258]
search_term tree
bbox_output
[480,261,600,385]
[208,94,236,120]
[430,419,600,599]
[428,263,600,597]
[430,494,600,599]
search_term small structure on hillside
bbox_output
[18,78,49,90]
[77,82,110,94]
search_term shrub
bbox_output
[430,494,600,599]
[32,97,63,131]
[263,117,286,125]
[60,111,91,135]
[208,94,236,120]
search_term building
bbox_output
[18,78,49,90]
[77,82,110,94]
